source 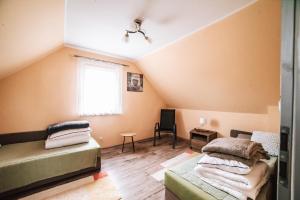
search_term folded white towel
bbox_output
[49,128,91,139]
[195,161,269,200]
[197,170,269,200]
[198,154,252,174]
[45,134,91,149]
[195,161,268,190]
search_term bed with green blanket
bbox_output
[0,137,101,199]
[164,155,276,200]
[164,130,278,200]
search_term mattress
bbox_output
[164,155,277,200]
[0,138,100,193]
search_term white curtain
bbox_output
[78,58,123,116]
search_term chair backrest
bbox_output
[160,109,175,131]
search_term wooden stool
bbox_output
[120,133,136,152]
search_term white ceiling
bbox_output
[65,0,256,60]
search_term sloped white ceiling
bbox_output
[0,0,65,79]
[0,0,256,79]
[65,0,256,59]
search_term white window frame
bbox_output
[78,58,123,116]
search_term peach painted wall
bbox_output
[176,106,279,141]
[0,47,165,147]
[0,0,64,79]
[137,0,280,114]
[137,0,280,136]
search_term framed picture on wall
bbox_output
[127,72,143,92]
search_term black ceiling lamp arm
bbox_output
[125,30,147,37]
[138,30,147,38]
[126,30,138,34]
[124,19,150,42]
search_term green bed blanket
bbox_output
[0,138,100,193]
[165,155,276,200]
[165,155,238,200]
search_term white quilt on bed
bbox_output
[194,157,277,200]
[196,170,269,200]
[198,154,253,174]
[195,161,268,190]
[48,128,91,139]
[45,134,91,149]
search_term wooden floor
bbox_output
[101,135,190,200]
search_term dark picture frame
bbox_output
[127,72,143,92]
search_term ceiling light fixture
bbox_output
[124,19,151,43]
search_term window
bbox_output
[78,58,123,116]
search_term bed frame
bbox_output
[229,129,252,138]
[0,130,101,200]
[164,129,277,200]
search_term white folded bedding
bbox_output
[50,130,91,141]
[198,154,252,174]
[45,134,91,149]
[49,127,91,139]
[197,169,269,200]
[195,161,268,190]
[194,157,277,200]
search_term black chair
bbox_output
[153,109,177,149]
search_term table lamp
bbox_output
[199,117,207,127]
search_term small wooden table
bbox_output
[189,128,217,150]
[120,133,136,152]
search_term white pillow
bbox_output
[251,131,279,156]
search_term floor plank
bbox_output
[101,135,189,200]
